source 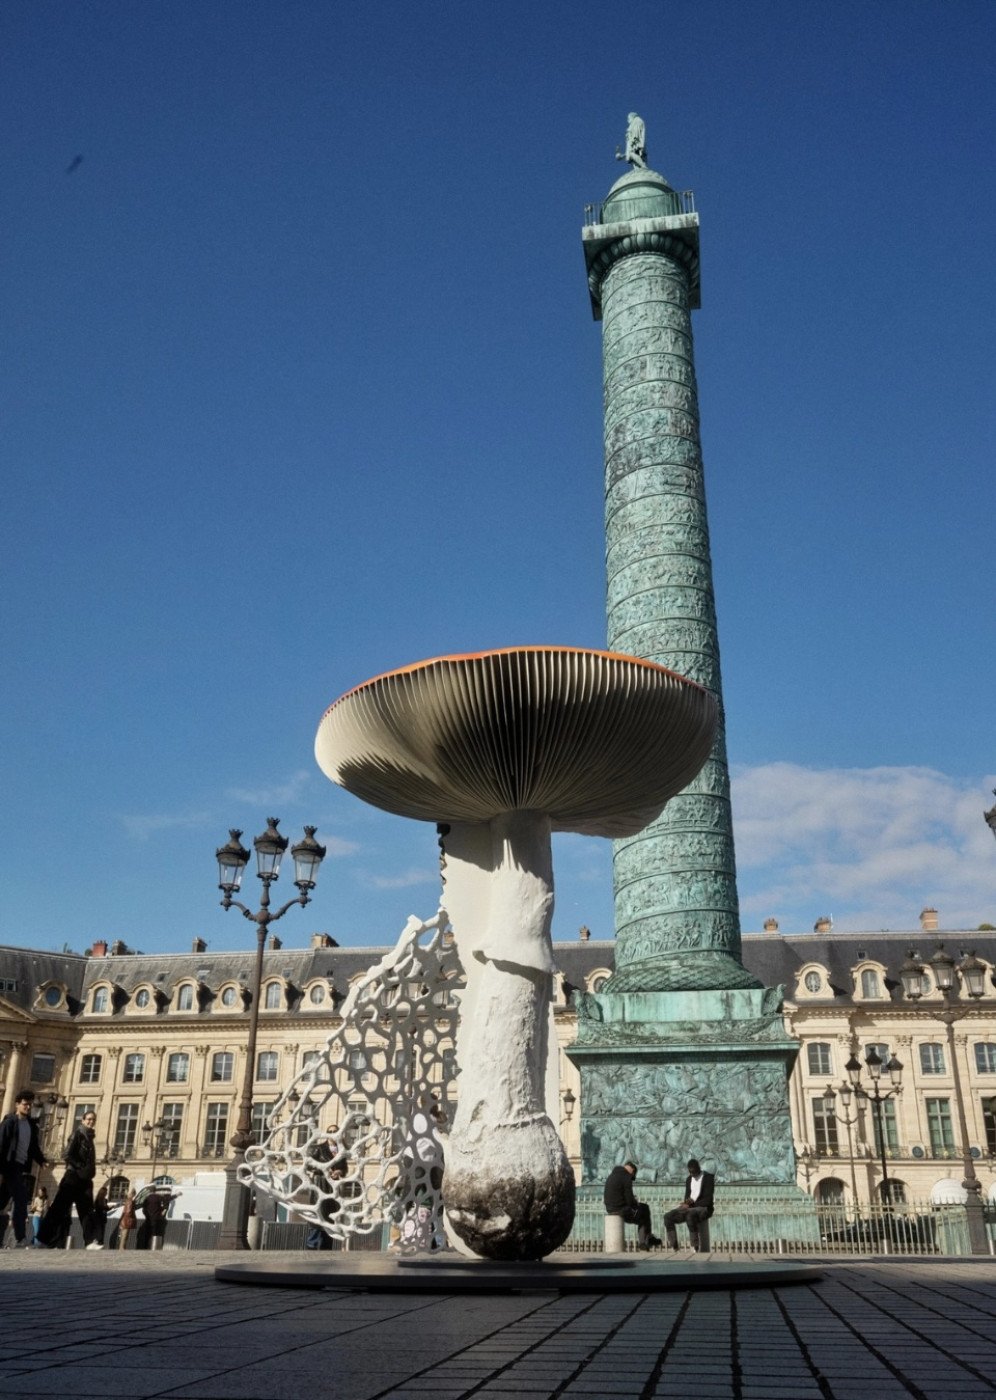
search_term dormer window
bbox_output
[177,984,194,1012]
[804,971,822,993]
[135,988,151,1009]
[860,969,881,999]
[264,982,282,1010]
[221,985,239,1008]
[92,986,109,1014]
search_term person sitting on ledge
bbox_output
[604,1160,661,1250]
[664,1158,715,1252]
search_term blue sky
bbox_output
[3,0,994,959]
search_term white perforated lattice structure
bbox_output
[239,908,461,1245]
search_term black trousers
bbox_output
[664,1205,710,1250]
[0,1163,32,1242]
[36,1170,94,1247]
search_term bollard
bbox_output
[604,1214,625,1254]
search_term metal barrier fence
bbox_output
[563,1189,992,1258]
[8,1199,990,1257]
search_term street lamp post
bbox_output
[822,1083,862,1213]
[142,1117,178,1185]
[844,1049,903,1207]
[984,790,996,845]
[214,817,326,1251]
[796,1144,818,1194]
[899,943,990,1255]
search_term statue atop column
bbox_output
[616,112,648,169]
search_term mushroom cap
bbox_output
[315,646,717,838]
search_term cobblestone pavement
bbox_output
[0,1253,995,1399]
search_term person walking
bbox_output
[0,1090,48,1248]
[35,1110,97,1248]
[117,1191,137,1250]
[30,1186,48,1243]
[603,1160,661,1250]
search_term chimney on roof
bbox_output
[579,925,591,941]
[192,937,207,953]
[267,933,282,950]
[110,940,127,955]
[920,907,938,931]
[814,916,832,934]
[310,932,338,949]
[764,918,779,933]
[91,939,108,957]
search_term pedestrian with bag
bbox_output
[34,1110,97,1249]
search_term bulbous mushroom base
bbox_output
[444,1119,576,1261]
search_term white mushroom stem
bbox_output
[443,811,575,1259]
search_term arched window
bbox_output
[264,982,282,1010]
[860,968,881,998]
[815,1177,844,1206]
[920,1043,945,1075]
[177,984,194,1011]
[92,986,109,1013]
[974,1043,996,1074]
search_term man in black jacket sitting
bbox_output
[664,1158,715,1252]
[603,1160,661,1250]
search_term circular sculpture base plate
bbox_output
[216,1253,823,1294]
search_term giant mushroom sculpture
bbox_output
[315,646,717,1260]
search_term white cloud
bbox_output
[322,836,360,858]
[225,769,312,807]
[731,763,996,933]
[122,811,213,840]
[362,866,438,891]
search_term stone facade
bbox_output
[2,919,994,1209]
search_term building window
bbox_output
[166,1052,190,1084]
[122,1053,145,1084]
[871,1099,899,1157]
[865,1044,890,1066]
[203,1103,229,1156]
[79,1053,102,1085]
[803,971,822,993]
[926,1097,955,1156]
[251,1102,274,1140]
[72,1102,96,1130]
[919,1043,945,1075]
[177,984,194,1011]
[859,969,881,998]
[211,1052,234,1083]
[135,988,151,1009]
[221,986,238,1008]
[44,985,62,1007]
[815,1178,844,1207]
[0,978,18,993]
[264,982,282,1010]
[92,986,109,1013]
[983,1098,996,1155]
[114,1103,140,1156]
[812,1097,839,1155]
[308,984,326,1005]
[256,1051,279,1083]
[160,1102,184,1157]
[302,1050,322,1072]
[30,1053,55,1084]
[807,1043,832,1076]
[974,1043,996,1074]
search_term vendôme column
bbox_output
[569,118,801,1198]
[583,119,755,995]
